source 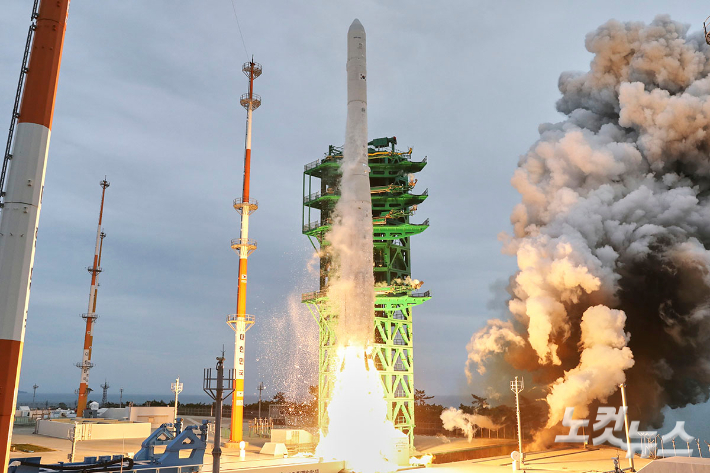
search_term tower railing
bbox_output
[240,93,261,110]
[303,190,340,203]
[304,159,322,171]
[302,290,328,302]
[230,238,257,255]
[233,198,259,215]
[226,314,256,325]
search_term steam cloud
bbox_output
[468,15,710,430]
[440,408,502,441]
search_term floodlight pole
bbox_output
[204,355,235,473]
[619,383,635,471]
[258,382,265,419]
[511,376,524,467]
[69,422,81,462]
[171,377,183,423]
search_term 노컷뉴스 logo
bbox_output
[555,407,695,458]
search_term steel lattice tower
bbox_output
[100,380,109,407]
[302,137,430,446]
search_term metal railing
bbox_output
[230,238,257,255]
[226,314,255,325]
[303,219,332,232]
[304,159,322,171]
[303,190,340,203]
[412,290,431,298]
[233,198,258,214]
[240,92,261,111]
[1,2,38,206]
[13,416,35,426]
[302,291,327,302]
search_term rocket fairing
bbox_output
[345,19,370,188]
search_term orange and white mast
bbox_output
[76,179,109,417]
[0,0,70,468]
[226,58,261,446]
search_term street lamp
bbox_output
[510,376,524,469]
[171,377,183,423]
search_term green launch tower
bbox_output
[301,137,431,446]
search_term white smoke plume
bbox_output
[324,58,374,345]
[546,305,634,426]
[465,320,524,377]
[468,15,710,432]
[440,407,502,442]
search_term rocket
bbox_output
[345,19,369,191]
[0,0,71,469]
[336,19,375,346]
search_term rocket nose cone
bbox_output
[349,18,364,32]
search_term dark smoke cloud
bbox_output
[467,15,710,431]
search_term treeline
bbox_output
[414,390,548,439]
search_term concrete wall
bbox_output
[99,407,129,419]
[36,419,71,438]
[270,429,313,445]
[81,422,150,439]
[36,419,150,440]
[127,406,173,428]
[97,406,173,428]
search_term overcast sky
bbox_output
[2,1,709,411]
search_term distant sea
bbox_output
[15,392,259,408]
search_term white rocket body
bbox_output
[331,19,375,345]
[345,19,370,193]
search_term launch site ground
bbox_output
[10,423,659,473]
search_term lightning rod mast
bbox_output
[76,179,109,417]
[225,58,262,446]
[0,1,71,468]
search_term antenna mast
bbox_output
[76,178,109,417]
[225,58,261,446]
[100,379,110,407]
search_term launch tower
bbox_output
[302,137,430,446]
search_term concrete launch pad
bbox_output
[17,423,710,473]
[428,447,656,473]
